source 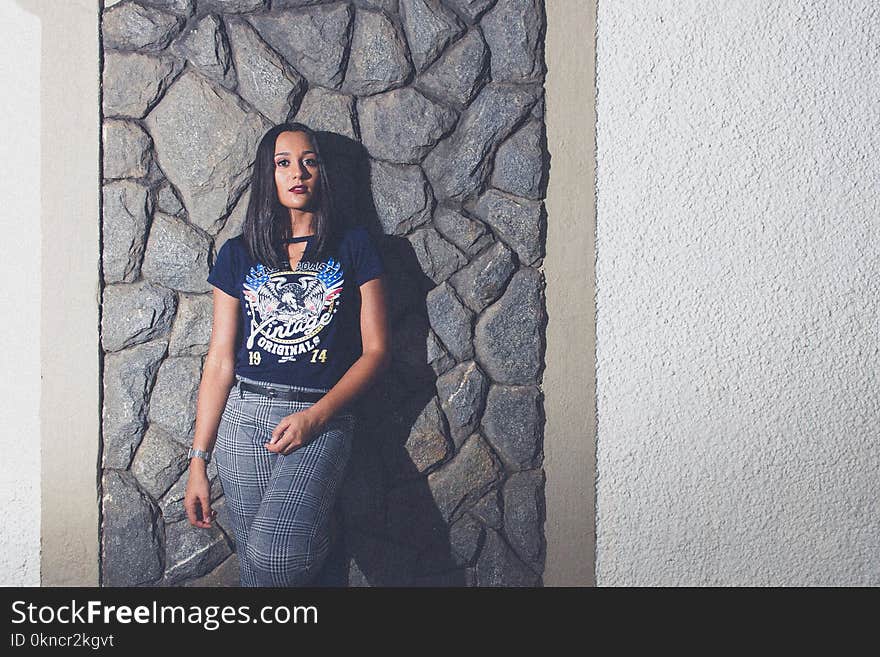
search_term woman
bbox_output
[183,122,390,587]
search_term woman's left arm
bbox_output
[268,276,391,453]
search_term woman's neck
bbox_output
[289,211,316,237]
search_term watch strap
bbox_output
[188,446,212,463]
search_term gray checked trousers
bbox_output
[213,374,354,587]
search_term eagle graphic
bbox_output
[243,259,344,350]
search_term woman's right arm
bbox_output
[184,286,240,528]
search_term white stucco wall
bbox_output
[596,0,880,585]
[0,1,41,586]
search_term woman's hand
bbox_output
[184,464,216,529]
[268,408,325,455]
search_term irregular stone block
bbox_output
[358,87,457,163]
[449,239,516,312]
[148,356,202,443]
[407,226,467,284]
[473,188,543,265]
[102,340,168,469]
[169,293,213,356]
[102,51,180,119]
[474,527,539,586]
[370,161,433,236]
[350,0,398,12]
[400,0,466,72]
[481,383,542,469]
[272,0,346,9]
[156,183,184,217]
[426,328,455,376]
[102,180,151,283]
[530,90,544,119]
[102,119,152,180]
[163,517,231,585]
[201,0,265,13]
[503,468,544,567]
[101,470,164,586]
[474,267,543,383]
[141,212,212,293]
[143,69,269,234]
[248,4,352,88]
[102,1,183,53]
[436,360,488,448]
[415,511,483,576]
[182,553,241,587]
[433,206,493,256]
[172,14,235,90]
[139,0,195,15]
[491,119,545,200]
[102,281,177,352]
[227,17,307,123]
[382,396,451,480]
[341,8,411,96]
[482,0,545,82]
[469,487,503,529]
[450,513,485,565]
[427,433,502,523]
[131,425,189,499]
[417,28,488,107]
[422,81,540,202]
[293,87,358,140]
[444,0,496,23]
[426,282,474,362]
[214,189,248,255]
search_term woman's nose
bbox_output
[294,161,310,179]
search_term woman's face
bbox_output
[274,130,321,212]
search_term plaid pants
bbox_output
[214,374,354,587]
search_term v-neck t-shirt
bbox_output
[207,225,385,389]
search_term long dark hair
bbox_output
[240,122,341,268]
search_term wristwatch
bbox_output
[187,446,212,463]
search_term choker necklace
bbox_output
[281,235,315,244]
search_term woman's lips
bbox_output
[289,185,308,194]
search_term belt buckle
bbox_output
[266,387,277,398]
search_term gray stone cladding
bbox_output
[100,0,547,587]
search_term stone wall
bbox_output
[100,0,547,586]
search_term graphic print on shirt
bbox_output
[242,258,344,363]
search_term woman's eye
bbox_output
[276,159,289,167]
[304,158,319,167]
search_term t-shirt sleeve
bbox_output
[349,226,385,286]
[207,238,241,298]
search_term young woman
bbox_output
[183,122,390,587]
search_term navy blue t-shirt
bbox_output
[207,225,384,389]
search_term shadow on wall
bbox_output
[311,133,493,587]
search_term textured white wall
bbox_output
[0,1,41,586]
[596,0,880,585]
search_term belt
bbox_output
[238,381,326,403]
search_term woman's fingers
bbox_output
[266,423,306,454]
[184,495,199,526]
[270,419,284,443]
[185,494,214,528]
[200,497,216,527]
